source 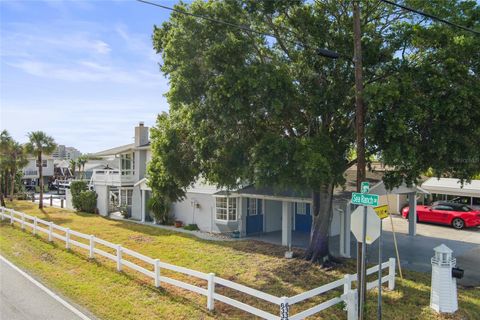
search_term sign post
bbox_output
[374,205,389,320]
[351,183,380,320]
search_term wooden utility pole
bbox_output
[353,0,367,318]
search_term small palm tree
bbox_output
[77,155,88,179]
[7,141,28,201]
[0,130,12,207]
[25,131,57,209]
[69,159,76,178]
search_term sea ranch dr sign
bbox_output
[351,192,379,207]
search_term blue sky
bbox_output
[1,0,179,153]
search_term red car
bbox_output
[402,201,480,229]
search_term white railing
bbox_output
[0,207,395,320]
[90,169,135,186]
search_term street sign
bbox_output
[361,181,370,193]
[351,192,379,207]
[374,205,389,219]
[351,206,381,244]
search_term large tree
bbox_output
[25,131,57,209]
[149,0,479,263]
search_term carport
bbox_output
[421,178,480,208]
[369,181,429,236]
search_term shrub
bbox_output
[183,224,199,231]
[147,194,173,224]
[70,181,96,213]
[75,191,97,213]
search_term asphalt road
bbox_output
[0,257,90,320]
[354,215,480,287]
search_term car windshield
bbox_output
[460,205,472,212]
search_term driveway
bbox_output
[353,215,480,287]
[0,256,92,320]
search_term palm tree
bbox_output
[25,131,57,209]
[7,141,28,201]
[0,130,12,207]
[76,155,88,179]
[69,159,76,178]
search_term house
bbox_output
[21,155,55,189]
[89,122,363,256]
[421,178,480,209]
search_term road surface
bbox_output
[0,256,91,320]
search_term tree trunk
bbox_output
[9,167,16,201]
[305,182,334,263]
[38,153,43,209]
[0,171,5,207]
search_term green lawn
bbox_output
[0,201,478,319]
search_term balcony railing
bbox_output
[90,169,135,186]
[23,170,38,176]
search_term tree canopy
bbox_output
[149,0,480,262]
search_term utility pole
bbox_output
[353,0,367,318]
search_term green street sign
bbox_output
[361,181,369,194]
[351,192,379,207]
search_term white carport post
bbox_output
[282,201,292,247]
[141,189,146,223]
[408,192,417,236]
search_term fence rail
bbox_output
[0,207,395,320]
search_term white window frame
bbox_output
[120,152,135,176]
[215,197,237,222]
[120,188,133,206]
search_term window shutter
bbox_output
[306,203,311,215]
[257,199,262,215]
[246,198,250,215]
[294,202,297,215]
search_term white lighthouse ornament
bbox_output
[430,244,458,313]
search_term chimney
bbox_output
[135,121,149,147]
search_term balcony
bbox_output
[90,169,136,186]
[23,170,38,177]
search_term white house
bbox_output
[90,122,354,254]
[22,155,55,188]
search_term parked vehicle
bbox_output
[402,201,480,229]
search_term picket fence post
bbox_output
[21,212,25,230]
[66,228,71,249]
[116,245,122,271]
[33,217,37,235]
[345,288,358,320]
[48,222,53,242]
[388,258,396,290]
[89,235,95,259]
[207,273,215,311]
[154,259,160,287]
[280,296,289,320]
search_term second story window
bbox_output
[120,153,135,176]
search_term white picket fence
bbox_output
[0,207,395,320]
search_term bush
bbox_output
[147,194,173,224]
[75,191,97,213]
[183,224,199,231]
[70,181,96,213]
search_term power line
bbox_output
[379,0,480,36]
[136,0,341,59]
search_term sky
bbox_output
[0,0,178,153]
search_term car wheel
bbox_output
[452,218,464,230]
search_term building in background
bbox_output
[52,145,81,160]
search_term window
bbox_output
[216,197,237,221]
[432,205,452,211]
[120,189,133,206]
[296,203,307,215]
[247,198,257,215]
[120,153,135,176]
[36,160,48,167]
[473,197,480,206]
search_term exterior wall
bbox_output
[22,158,55,180]
[264,200,282,232]
[65,190,74,210]
[131,186,142,220]
[379,194,403,214]
[134,150,147,182]
[170,192,239,234]
[94,184,109,217]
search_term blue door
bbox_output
[246,198,263,235]
[295,202,312,232]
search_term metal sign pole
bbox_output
[359,205,368,320]
[377,219,383,320]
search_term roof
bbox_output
[93,143,135,157]
[421,178,480,198]
[215,185,312,202]
[369,181,430,195]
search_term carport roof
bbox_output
[421,178,480,198]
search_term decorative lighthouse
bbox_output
[430,244,458,313]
